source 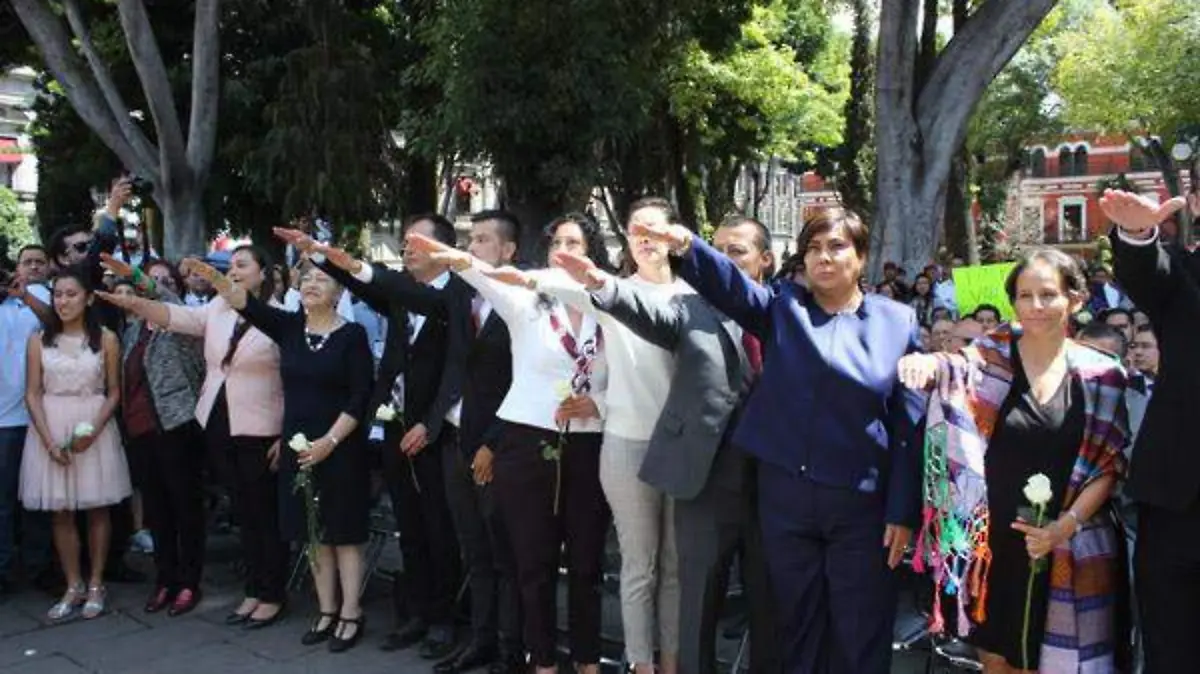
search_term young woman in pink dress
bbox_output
[20,266,130,620]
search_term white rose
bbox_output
[288,433,310,452]
[73,422,95,438]
[554,380,573,401]
[1022,473,1054,506]
[375,404,396,422]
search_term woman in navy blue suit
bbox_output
[636,211,924,673]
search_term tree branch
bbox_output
[187,0,220,180]
[9,0,153,177]
[915,0,1057,186]
[61,0,159,176]
[115,0,189,185]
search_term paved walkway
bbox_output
[0,533,938,673]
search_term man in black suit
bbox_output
[1102,189,1200,674]
[282,215,468,660]
[431,211,524,674]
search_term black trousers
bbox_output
[758,465,895,674]
[383,423,461,626]
[1136,498,1200,673]
[442,429,522,650]
[205,394,287,604]
[127,422,207,590]
[675,448,779,674]
[493,423,611,667]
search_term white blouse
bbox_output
[458,266,608,434]
[537,272,685,441]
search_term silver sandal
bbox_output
[48,583,86,621]
[81,585,107,620]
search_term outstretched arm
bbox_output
[592,277,683,351]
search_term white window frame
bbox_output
[1058,196,1087,243]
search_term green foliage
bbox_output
[0,186,35,262]
[1052,0,1199,142]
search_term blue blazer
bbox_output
[679,235,925,527]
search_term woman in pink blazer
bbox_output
[100,245,289,628]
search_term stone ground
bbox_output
[0,528,958,674]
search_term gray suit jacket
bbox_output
[120,287,205,432]
[594,278,749,500]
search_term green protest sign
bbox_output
[953,263,1015,320]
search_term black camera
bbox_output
[128,174,154,198]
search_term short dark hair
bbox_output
[973,304,1001,321]
[627,196,678,224]
[795,210,870,260]
[1099,307,1134,325]
[403,213,456,247]
[1003,247,1086,302]
[1076,321,1128,358]
[48,224,92,261]
[17,244,48,261]
[470,210,521,245]
[719,214,770,253]
[1134,323,1156,337]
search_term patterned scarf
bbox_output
[913,325,1129,672]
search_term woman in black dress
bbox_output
[190,259,374,653]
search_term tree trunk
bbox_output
[1144,137,1186,245]
[874,0,1057,277]
[158,186,206,258]
[405,155,438,215]
[501,170,564,262]
[944,152,969,260]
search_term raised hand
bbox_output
[95,289,137,311]
[1098,189,1186,235]
[312,243,363,274]
[273,227,317,255]
[99,252,134,279]
[628,219,691,253]
[405,232,472,269]
[897,353,940,391]
[480,265,533,288]
[552,251,607,289]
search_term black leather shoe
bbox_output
[244,604,286,630]
[435,641,497,673]
[328,615,366,653]
[224,609,253,626]
[301,612,339,646]
[380,617,428,651]
[419,624,458,660]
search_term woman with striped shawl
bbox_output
[898,248,1129,674]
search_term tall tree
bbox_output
[10,0,220,257]
[873,0,1058,275]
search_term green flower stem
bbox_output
[1020,503,1046,671]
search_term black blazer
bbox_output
[1111,231,1200,510]
[458,305,513,461]
[320,261,471,444]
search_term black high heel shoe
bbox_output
[243,603,287,630]
[328,615,365,653]
[301,612,339,645]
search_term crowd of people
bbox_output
[0,176,1193,674]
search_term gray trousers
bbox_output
[599,434,680,664]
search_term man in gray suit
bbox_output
[552,214,778,674]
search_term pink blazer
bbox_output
[166,296,284,438]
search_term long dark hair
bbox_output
[43,265,104,353]
[543,213,612,272]
[222,244,277,368]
